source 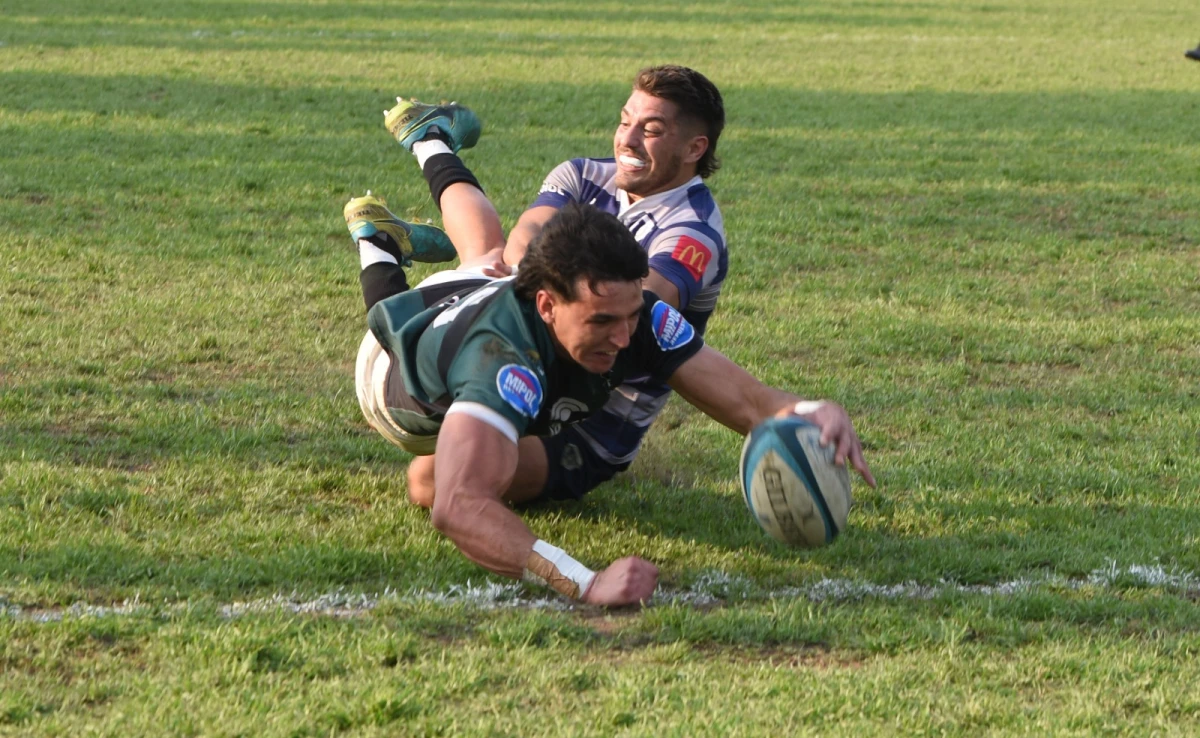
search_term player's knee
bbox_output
[408,483,434,508]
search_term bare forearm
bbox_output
[427,414,534,578]
[741,385,802,431]
[669,347,877,487]
[431,492,536,579]
[433,462,609,600]
[427,414,658,604]
[503,223,539,265]
[671,347,799,435]
[503,205,558,265]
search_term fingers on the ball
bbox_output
[853,452,877,487]
[832,427,852,464]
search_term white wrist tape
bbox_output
[792,400,827,416]
[524,540,596,600]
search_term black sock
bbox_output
[422,153,483,211]
[360,262,410,312]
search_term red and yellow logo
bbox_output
[670,235,712,282]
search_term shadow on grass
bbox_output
[3,496,1198,601]
[866,504,1191,585]
[523,471,1200,581]
[0,377,404,471]
[0,540,443,602]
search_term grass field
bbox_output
[2,0,1200,734]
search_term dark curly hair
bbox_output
[514,202,648,301]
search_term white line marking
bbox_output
[2,563,1196,622]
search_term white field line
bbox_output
[2,562,1196,623]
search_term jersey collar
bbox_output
[617,175,704,218]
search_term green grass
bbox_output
[2,0,1200,734]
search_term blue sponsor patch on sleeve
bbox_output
[651,301,695,351]
[496,364,543,418]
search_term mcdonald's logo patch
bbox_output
[670,235,712,281]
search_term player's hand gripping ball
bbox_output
[739,416,852,547]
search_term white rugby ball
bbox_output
[739,416,852,548]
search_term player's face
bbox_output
[613,90,707,201]
[538,278,645,374]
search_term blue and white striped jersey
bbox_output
[528,157,729,466]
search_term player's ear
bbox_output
[684,134,708,166]
[535,289,557,323]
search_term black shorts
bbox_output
[538,426,632,501]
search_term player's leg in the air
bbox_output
[343,193,458,267]
[385,98,505,266]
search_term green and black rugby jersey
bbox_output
[366,276,704,441]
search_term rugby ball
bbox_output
[739,416,852,548]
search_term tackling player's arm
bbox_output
[642,270,681,309]
[502,205,559,266]
[504,160,587,266]
[431,412,659,606]
[666,346,876,487]
[644,227,721,311]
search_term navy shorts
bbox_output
[538,425,632,501]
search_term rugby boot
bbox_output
[344,193,457,264]
[384,98,481,153]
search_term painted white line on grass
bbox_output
[2,562,1197,623]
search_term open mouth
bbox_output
[591,351,617,368]
[618,154,646,170]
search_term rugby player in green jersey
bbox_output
[344,114,875,609]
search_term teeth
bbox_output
[619,155,645,168]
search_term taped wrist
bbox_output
[523,540,596,600]
[792,400,827,416]
[422,153,483,210]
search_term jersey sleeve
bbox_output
[528,159,584,210]
[645,226,723,311]
[631,294,706,381]
[444,333,545,439]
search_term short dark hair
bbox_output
[634,65,725,179]
[515,202,648,301]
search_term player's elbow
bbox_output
[429,495,453,534]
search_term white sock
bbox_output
[413,138,452,168]
[359,240,398,269]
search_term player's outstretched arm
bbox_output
[502,205,559,265]
[431,413,658,605]
[429,413,531,577]
[667,346,876,487]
